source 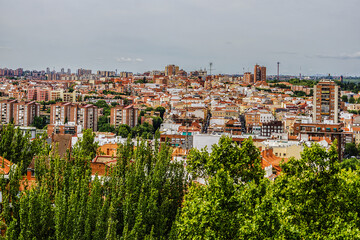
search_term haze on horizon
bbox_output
[0,0,359,76]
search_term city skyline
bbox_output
[0,0,359,76]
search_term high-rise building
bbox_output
[13,101,40,127]
[50,102,98,131]
[67,69,71,75]
[243,72,254,84]
[77,68,92,76]
[50,102,73,125]
[254,65,266,82]
[313,80,340,123]
[0,100,17,124]
[110,105,138,128]
[165,65,179,76]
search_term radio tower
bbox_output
[209,62,213,76]
[277,62,280,81]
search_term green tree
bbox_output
[0,124,41,169]
[73,129,99,161]
[349,96,356,103]
[118,124,131,138]
[155,106,166,119]
[342,95,348,102]
[152,116,163,132]
[341,157,360,170]
[32,116,47,129]
[186,136,264,183]
[344,142,359,158]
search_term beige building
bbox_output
[110,105,138,128]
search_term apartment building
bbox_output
[49,90,76,102]
[50,102,98,132]
[261,121,283,137]
[313,80,340,123]
[13,101,40,126]
[50,102,73,125]
[110,104,138,128]
[165,65,179,76]
[27,87,49,101]
[244,72,254,84]
[254,65,266,82]
[0,99,17,124]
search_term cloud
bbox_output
[316,51,360,60]
[115,57,144,63]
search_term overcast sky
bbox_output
[0,0,359,76]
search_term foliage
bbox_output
[117,124,131,138]
[349,96,356,103]
[344,142,360,158]
[341,157,360,171]
[135,77,146,84]
[97,115,115,133]
[336,80,360,93]
[1,131,187,239]
[186,136,264,184]
[174,141,360,239]
[288,78,318,88]
[72,129,99,161]
[31,116,47,129]
[94,100,111,116]
[342,95,348,102]
[291,90,307,97]
[155,106,166,119]
[0,124,48,170]
[273,83,291,89]
[131,122,154,139]
[152,117,163,132]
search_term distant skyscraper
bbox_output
[77,68,92,76]
[165,64,179,76]
[46,67,50,75]
[61,68,65,74]
[67,68,71,75]
[313,80,340,123]
[254,65,266,82]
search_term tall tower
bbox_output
[254,65,266,82]
[313,80,340,123]
[277,62,280,81]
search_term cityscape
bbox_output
[0,63,355,165]
[0,0,359,238]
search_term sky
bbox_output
[0,0,359,76]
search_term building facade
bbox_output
[261,120,283,137]
[50,102,98,132]
[13,101,40,126]
[0,100,17,124]
[313,80,340,123]
[110,105,138,128]
[254,65,266,82]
